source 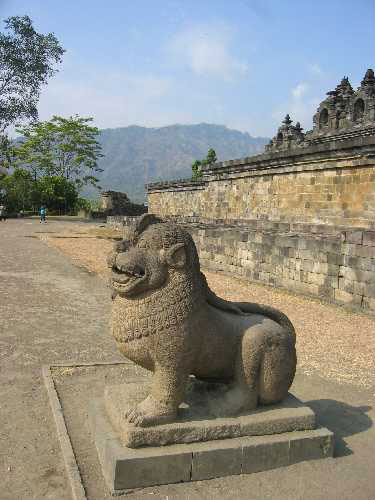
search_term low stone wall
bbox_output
[106,215,375,314]
[107,215,141,230]
[189,222,375,315]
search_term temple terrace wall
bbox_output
[190,221,375,315]
[107,216,375,315]
[146,133,375,229]
[140,72,375,314]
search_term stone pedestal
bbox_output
[88,380,334,494]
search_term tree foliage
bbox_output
[0,15,65,131]
[191,148,217,179]
[191,159,202,180]
[206,148,217,165]
[0,168,81,214]
[34,175,78,213]
[15,115,104,189]
[0,132,16,169]
[0,167,34,211]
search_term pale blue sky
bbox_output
[1,0,374,137]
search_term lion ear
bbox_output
[165,243,186,268]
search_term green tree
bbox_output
[34,175,78,214]
[0,132,16,170]
[0,167,34,211]
[191,148,217,179]
[15,115,104,189]
[75,197,92,214]
[0,15,64,131]
[206,148,217,165]
[191,159,202,180]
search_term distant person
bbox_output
[39,206,47,223]
[0,204,6,221]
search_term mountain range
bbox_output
[93,123,269,202]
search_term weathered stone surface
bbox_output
[363,296,375,311]
[334,288,363,305]
[107,215,297,427]
[99,190,147,216]
[148,156,375,229]
[344,230,363,245]
[289,427,334,463]
[191,443,242,481]
[104,383,315,448]
[89,399,191,491]
[363,231,375,247]
[242,435,290,473]
[89,398,334,492]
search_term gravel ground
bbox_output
[40,223,375,390]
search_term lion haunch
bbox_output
[108,214,297,427]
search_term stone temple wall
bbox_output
[142,133,375,315]
[147,134,375,229]
[107,215,375,315]
[189,222,375,315]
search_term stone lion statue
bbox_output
[107,214,297,427]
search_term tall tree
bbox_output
[15,115,104,189]
[0,15,65,132]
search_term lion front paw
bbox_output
[125,395,177,427]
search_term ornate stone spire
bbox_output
[326,77,354,99]
[362,68,375,85]
[265,114,305,152]
[360,68,375,95]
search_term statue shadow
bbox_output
[304,399,372,457]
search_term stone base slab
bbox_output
[89,398,334,493]
[104,382,316,448]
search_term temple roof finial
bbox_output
[283,114,292,125]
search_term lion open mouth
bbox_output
[111,265,146,293]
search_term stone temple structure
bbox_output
[265,114,305,152]
[98,190,146,216]
[266,70,375,152]
[139,69,375,316]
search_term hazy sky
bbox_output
[1,0,374,137]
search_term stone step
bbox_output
[89,398,334,493]
[104,383,316,448]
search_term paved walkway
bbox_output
[0,219,118,500]
[0,219,374,500]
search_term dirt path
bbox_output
[0,219,120,500]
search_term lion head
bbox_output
[107,214,200,298]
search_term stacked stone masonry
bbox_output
[99,190,147,216]
[107,216,375,315]
[186,222,375,314]
[147,137,375,228]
